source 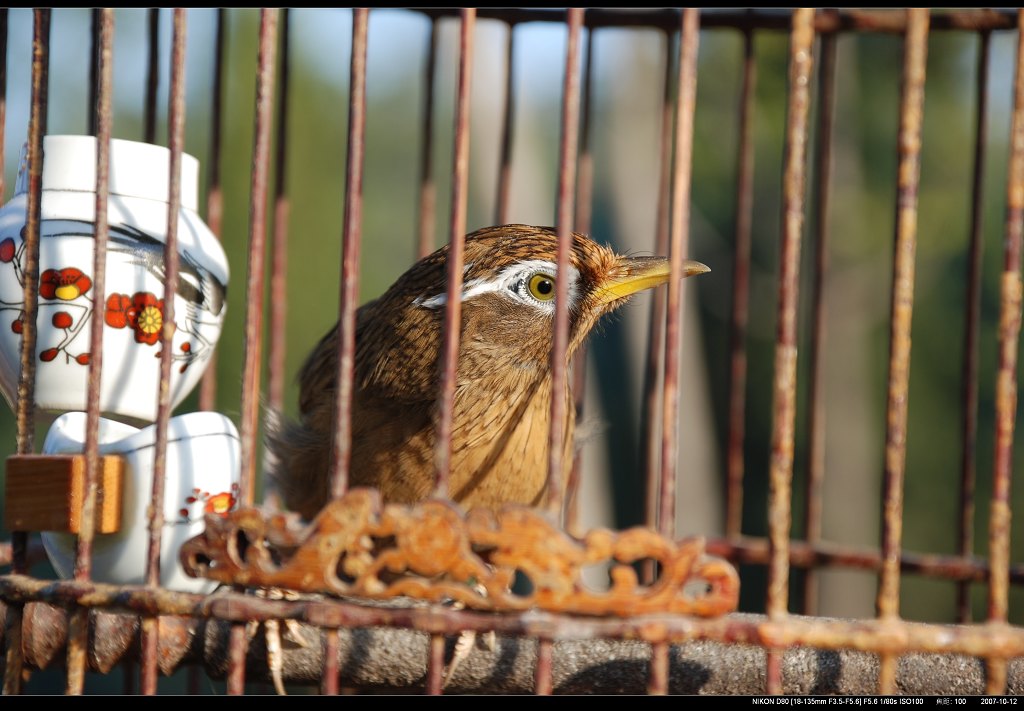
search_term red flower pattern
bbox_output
[39,268,92,301]
[105,291,165,346]
[104,294,132,329]
[52,311,73,329]
[1,252,204,369]
[179,484,238,523]
[203,492,236,516]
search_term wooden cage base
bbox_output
[4,455,125,534]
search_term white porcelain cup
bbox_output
[0,135,229,423]
[40,410,241,593]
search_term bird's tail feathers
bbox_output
[264,408,332,521]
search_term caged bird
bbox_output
[267,223,709,520]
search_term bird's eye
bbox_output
[527,273,555,301]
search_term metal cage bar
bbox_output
[986,7,1024,696]
[414,8,1017,34]
[425,631,446,695]
[321,627,340,694]
[564,24,594,533]
[956,28,991,626]
[0,10,5,203]
[724,24,757,540]
[535,636,554,695]
[328,7,368,500]
[433,8,475,495]
[875,8,929,696]
[143,8,159,146]
[198,7,227,412]
[267,8,292,418]
[66,8,114,695]
[764,7,815,695]
[3,6,1024,696]
[238,8,278,507]
[801,24,837,617]
[659,7,700,538]
[546,6,583,518]
[416,17,438,260]
[227,8,280,695]
[495,22,516,228]
[640,29,674,554]
[663,14,702,536]
[4,9,50,694]
[140,7,187,695]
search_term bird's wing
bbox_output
[296,298,380,416]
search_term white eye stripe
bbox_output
[414,260,580,310]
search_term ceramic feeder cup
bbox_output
[40,410,241,593]
[0,135,229,423]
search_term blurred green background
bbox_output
[0,8,1022,692]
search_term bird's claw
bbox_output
[441,583,497,688]
[243,586,309,695]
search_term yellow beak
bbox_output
[594,256,710,305]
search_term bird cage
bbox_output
[1,7,1023,696]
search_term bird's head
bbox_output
[357,224,709,394]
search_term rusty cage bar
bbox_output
[1,7,1023,695]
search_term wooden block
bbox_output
[5,454,124,534]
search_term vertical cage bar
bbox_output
[766,653,784,696]
[88,9,99,137]
[801,26,837,617]
[329,7,368,500]
[141,8,187,695]
[66,8,114,696]
[4,612,23,696]
[199,7,228,412]
[13,8,49,472]
[321,628,340,695]
[546,6,583,517]
[724,26,757,539]
[144,8,160,144]
[0,9,7,201]
[77,8,115,586]
[574,27,595,237]
[641,22,676,645]
[876,8,929,696]
[433,8,475,494]
[495,23,516,226]
[0,10,5,201]
[535,638,554,695]
[226,624,248,695]
[986,8,1024,695]
[0,10,7,199]
[268,8,292,418]
[238,8,279,505]
[647,640,669,695]
[876,5,929,620]
[417,18,438,259]
[957,29,990,624]
[425,633,445,695]
[6,19,51,694]
[144,3,187,588]
[658,8,700,537]
[227,10,279,693]
[565,24,594,532]
[765,7,815,695]
[640,30,675,564]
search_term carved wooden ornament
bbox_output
[180,488,739,617]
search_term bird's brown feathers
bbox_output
[267,224,699,519]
